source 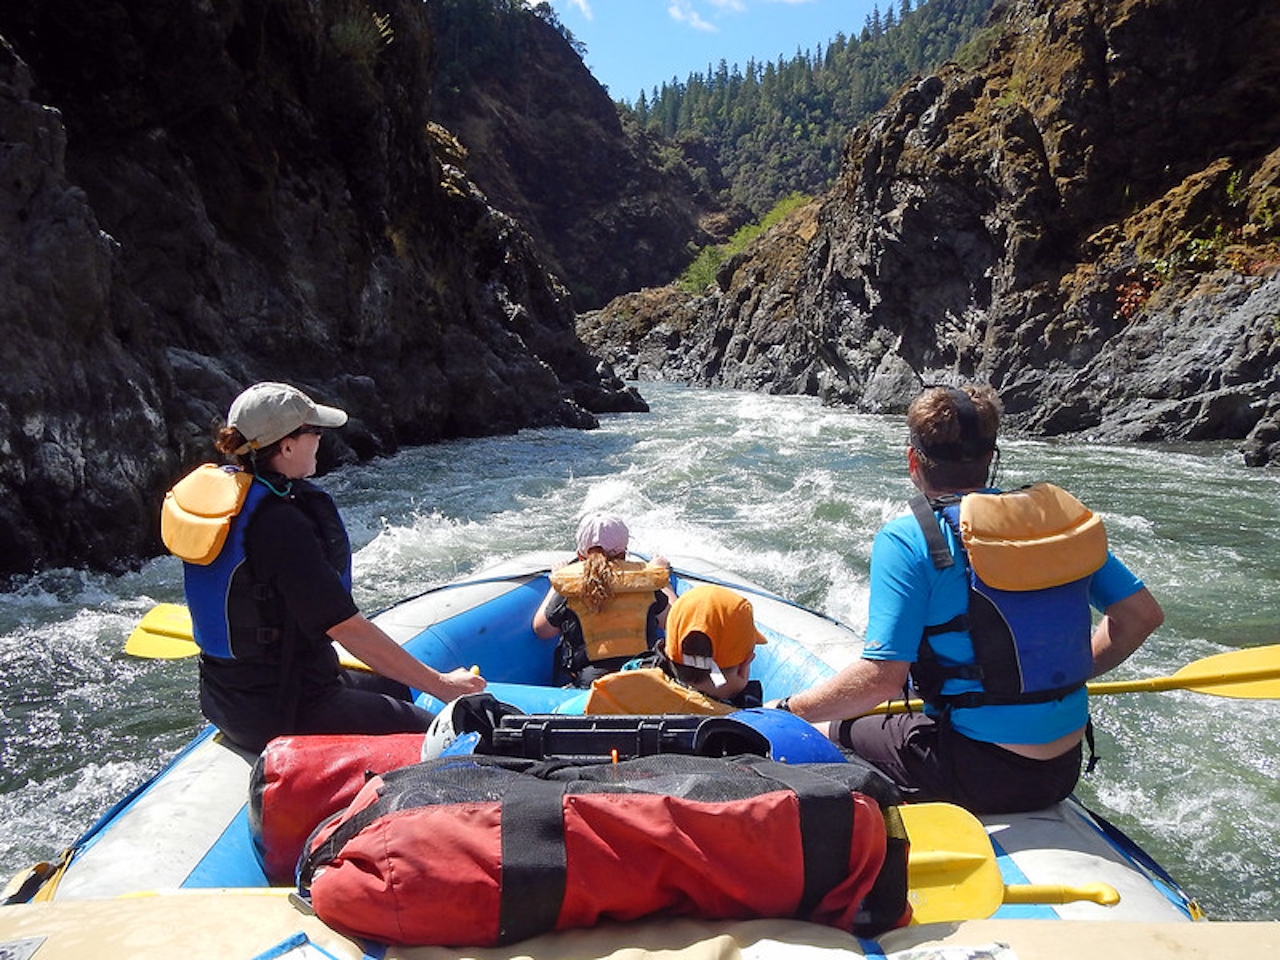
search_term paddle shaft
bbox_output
[865,646,1280,716]
[1003,882,1120,906]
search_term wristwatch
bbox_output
[775,696,793,713]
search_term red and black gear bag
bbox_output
[297,753,910,947]
[249,733,429,884]
[250,693,527,882]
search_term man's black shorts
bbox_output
[835,712,1082,814]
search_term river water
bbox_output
[2,382,1277,920]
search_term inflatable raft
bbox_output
[1,553,1218,959]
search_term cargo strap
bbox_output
[756,763,855,918]
[499,778,571,943]
[495,763,854,940]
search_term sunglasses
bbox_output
[290,425,324,438]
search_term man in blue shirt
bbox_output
[774,384,1164,813]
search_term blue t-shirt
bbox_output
[863,499,1145,744]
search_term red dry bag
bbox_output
[250,732,427,883]
[298,753,909,947]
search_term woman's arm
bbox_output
[777,657,912,722]
[328,613,487,701]
[650,555,677,629]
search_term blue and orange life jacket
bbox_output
[161,464,351,661]
[909,483,1108,709]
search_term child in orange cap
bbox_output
[583,583,768,715]
[660,584,767,707]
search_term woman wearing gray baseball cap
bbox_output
[165,381,486,753]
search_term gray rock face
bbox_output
[429,9,729,312]
[0,0,644,576]
[580,0,1280,466]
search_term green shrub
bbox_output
[676,192,811,293]
[329,1,394,66]
[677,247,726,294]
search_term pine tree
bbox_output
[615,0,995,216]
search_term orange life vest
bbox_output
[584,666,733,716]
[550,560,670,662]
[957,482,1107,590]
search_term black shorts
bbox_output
[834,712,1082,814]
[294,670,436,738]
[205,669,435,754]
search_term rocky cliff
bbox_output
[428,5,733,312]
[0,0,646,577]
[580,0,1280,466]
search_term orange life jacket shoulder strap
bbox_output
[160,464,254,565]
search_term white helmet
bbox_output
[422,693,525,760]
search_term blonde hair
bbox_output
[578,549,617,613]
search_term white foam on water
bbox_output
[2,382,1279,919]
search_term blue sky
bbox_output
[543,0,890,103]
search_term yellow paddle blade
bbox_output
[124,603,197,659]
[134,602,194,640]
[1173,643,1280,697]
[900,804,1124,924]
[125,602,373,672]
[1089,643,1280,699]
[1085,647,1280,701]
[900,802,1005,924]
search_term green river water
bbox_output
[2,382,1277,919]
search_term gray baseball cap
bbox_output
[227,381,348,452]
